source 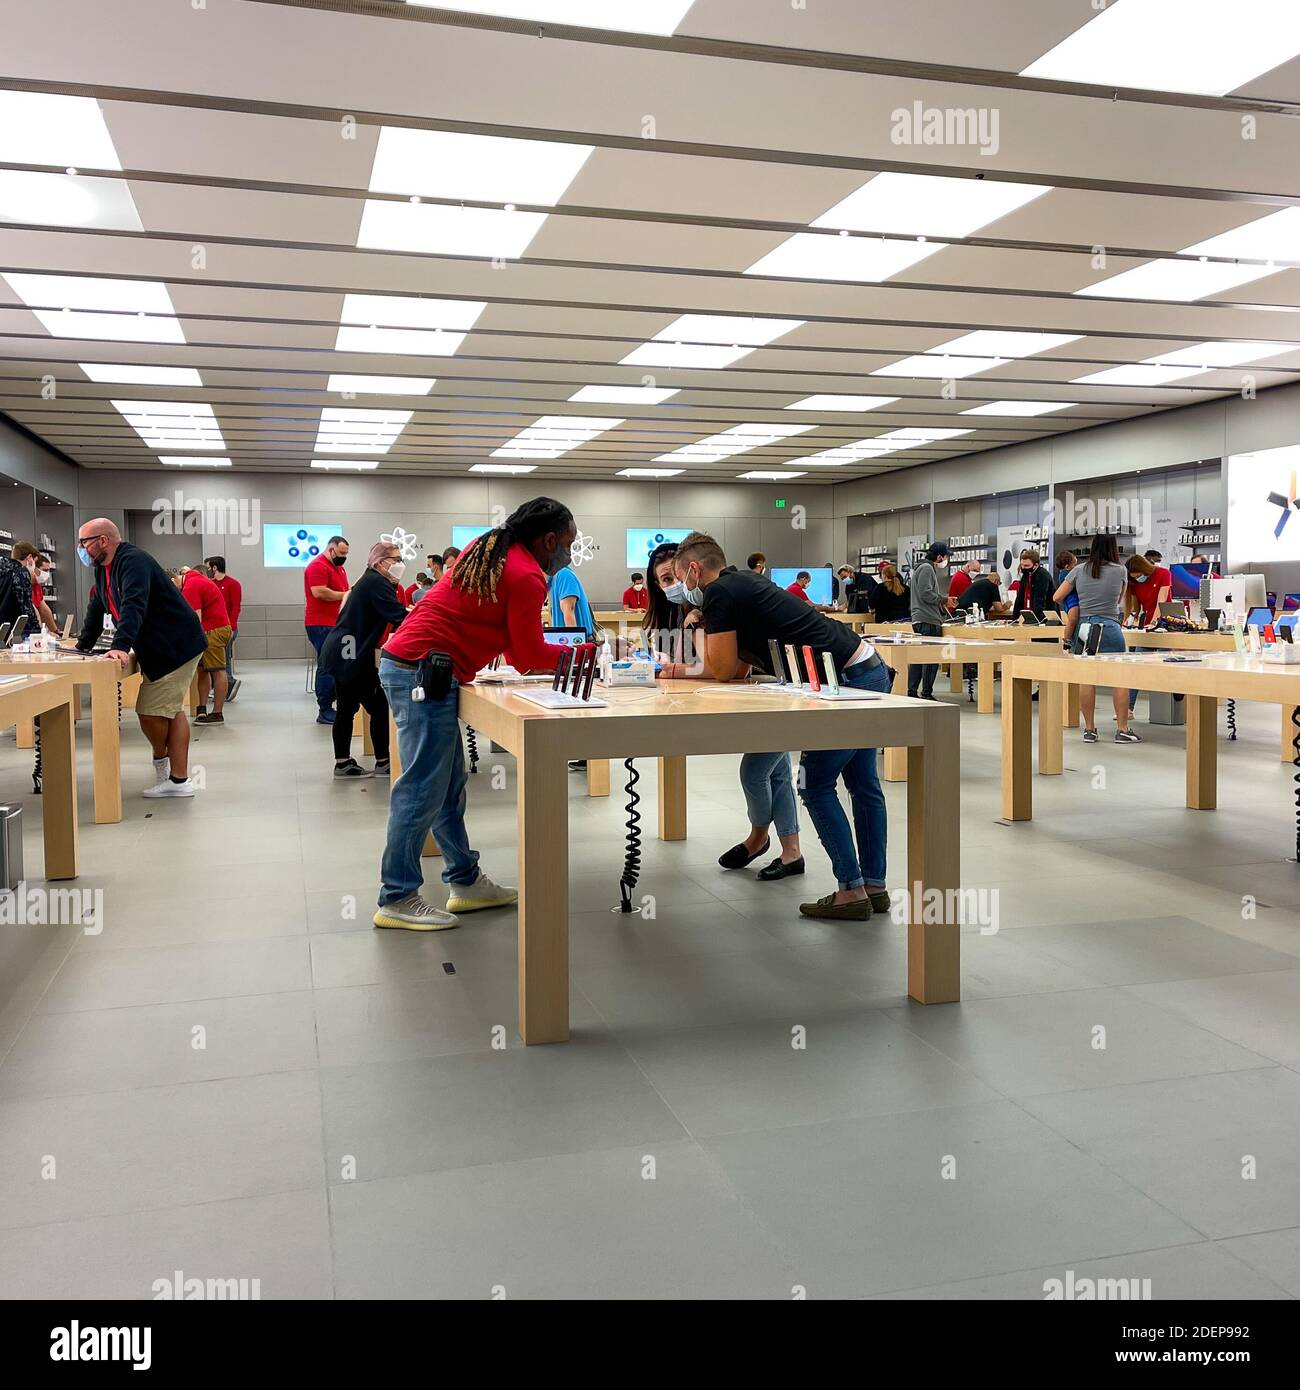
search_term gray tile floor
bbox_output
[1,661,1298,1298]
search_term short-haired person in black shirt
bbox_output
[665,531,894,921]
[1011,549,1053,620]
[952,570,1010,618]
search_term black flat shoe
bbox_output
[718,838,769,869]
[757,856,805,881]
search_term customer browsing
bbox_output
[908,541,950,699]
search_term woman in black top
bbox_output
[641,541,699,665]
[320,540,409,777]
[867,563,911,623]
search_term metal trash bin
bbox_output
[0,804,23,891]
[1147,691,1186,726]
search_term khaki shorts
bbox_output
[137,656,201,719]
[201,625,232,671]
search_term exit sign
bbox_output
[774,498,786,509]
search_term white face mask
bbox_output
[386,560,406,583]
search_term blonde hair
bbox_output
[878,562,904,597]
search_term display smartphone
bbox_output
[1263,623,1277,645]
[7,616,27,646]
[820,652,840,694]
[0,623,10,647]
[1041,611,1062,626]
[1084,623,1104,656]
[802,645,820,693]
[1280,624,1294,644]
[61,614,74,639]
[552,646,572,690]
[784,644,803,687]
[1018,612,1042,626]
[580,646,597,700]
[767,638,787,683]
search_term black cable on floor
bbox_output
[966,669,975,703]
[466,724,479,774]
[619,757,641,913]
[32,717,41,796]
[1227,697,1237,741]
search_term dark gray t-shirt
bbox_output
[1064,561,1126,620]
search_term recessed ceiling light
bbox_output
[80,363,203,387]
[160,456,232,468]
[327,373,435,396]
[357,200,549,258]
[569,385,680,404]
[877,427,973,444]
[0,92,122,167]
[745,232,939,283]
[616,467,684,477]
[960,400,1077,416]
[0,171,142,230]
[1021,0,1300,96]
[113,400,225,449]
[406,1,696,35]
[335,293,486,357]
[621,313,802,371]
[368,127,593,204]
[739,471,806,480]
[871,354,1005,379]
[1184,207,1300,262]
[1149,340,1296,370]
[784,394,899,411]
[939,330,1080,358]
[470,463,539,474]
[1071,363,1196,387]
[5,272,184,343]
[653,422,813,463]
[310,460,380,471]
[315,407,412,454]
[1074,258,1277,302]
[803,441,901,464]
[810,172,1054,239]
[491,415,624,459]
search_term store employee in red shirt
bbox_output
[175,565,233,724]
[205,555,243,701]
[787,571,813,604]
[374,497,575,932]
[622,572,648,609]
[304,536,349,724]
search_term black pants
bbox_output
[907,621,945,697]
[333,667,390,762]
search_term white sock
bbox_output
[153,756,169,782]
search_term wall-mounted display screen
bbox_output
[1227,444,1300,570]
[452,524,489,551]
[626,527,692,567]
[263,523,342,568]
[771,566,834,606]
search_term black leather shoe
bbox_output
[757,856,805,881]
[718,838,769,869]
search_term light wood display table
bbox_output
[1002,650,1300,822]
[1,650,123,825]
[458,678,962,1043]
[0,674,79,878]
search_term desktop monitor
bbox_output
[626,528,691,567]
[451,524,489,551]
[544,627,588,648]
[771,566,833,605]
[262,523,343,568]
[1245,606,1274,630]
[1283,594,1300,612]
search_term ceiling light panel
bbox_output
[113,400,225,449]
[0,171,142,231]
[811,172,1054,239]
[491,415,624,458]
[739,471,806,480]
[470,463,538,473]
[1071,363,1193,387]
[327,374,436,395]
[745,233,937,283]
[356,201,549,258]
[1075,258,1279,301]
[80,363,203,387]
[335,293,486,357]
[315,408,413,454]
[621,313,802,370]
[960,401,1076,416]
[871,354,1006,379]
[161,456,231,468]
[1021,0,1300,96]
[785,395,899,412]
[569,385,680,404]
[1149,341,1296,370]
[0,92,122,167]
[653,422,813,463]
[878,428,973,445]
[802,440,901,464]
[1184,207,1300,261]
[5,272,185,343]
[939,331,1081,358]
[311,460,379,470]
[368,127,593,204]
[405,1,697,36]
[616,468,684,477]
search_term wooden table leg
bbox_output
[976,660,995,714]
[387,712,440,857]
[40,696,78,880]
[906,709,960,1004]
[518,730,569,1043]
[1038,679,1063,775]
[1002,672,1033,821]
[657,755,687,840]
[1187,694,1218,810]
[586,758,610,797]
[90,673,123,824]
[1064,684,1080,729]
[361,716,373,756]
[1282,705,1298,763]
[948,661,962,694]
[15,717,33,749]
[884,657,909,782]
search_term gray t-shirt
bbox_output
[1064,561,1126,620]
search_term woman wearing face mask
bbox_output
[643,542,698,669]
[373,497,576,930]
[319,541,410,779]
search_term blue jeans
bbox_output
[306,625,335,708]
[799,659,894,890]
[739,751,798,838]
[907,621,944,696]
[226,630,236,679]
[377,658,480,904]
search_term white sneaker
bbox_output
[143,778,196,799]
[373,893,458,931]
[446,872,518,913]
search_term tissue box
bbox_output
[602,659,656,687]
[1261,643,1300,664]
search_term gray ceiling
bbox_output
[1,0,1299,484]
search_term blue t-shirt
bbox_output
[1057,568,1079,613]
[549,566,595,639]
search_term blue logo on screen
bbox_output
[286,528,323,561]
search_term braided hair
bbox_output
[450,496,574,602]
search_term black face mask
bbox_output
[333,554,347,567]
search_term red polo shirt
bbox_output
[787,581,811,604]
[181,569,231,632]
[213,574,242,630]
[948,570,973,602]
[622,585,649,610]
[304,554,348,627]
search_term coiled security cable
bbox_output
[32,717,41,795]
[465,724,479,774]
[619,757,642,913]
[1227,697,1237,741]
[1292,705,1300,862]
